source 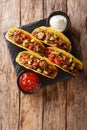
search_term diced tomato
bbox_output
[25,35,31,40]
[49,53,55,58]
[45,49,53,54]
[33,62,39,67]
[29,44,34,50]
[47,52,55,62]
[20,59,26,64]
[17,32,21,37]
[21,33,26,39]
[23,55,29,59]
[54,58,61,65]
[48,57,54,62]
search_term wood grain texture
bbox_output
[19,0,44,130]
[43,0,67,130]
[21,0,44,25]
[67,0,87,130]
[0,0,20,130]
[0,0,87,130]
[44,0,67,18]
[43,82,67,130]
[19,90,44,130]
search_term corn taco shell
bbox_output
[32,26,72,52]
[5,28,45,54]
[16,50,57,79]
[45,47,83,76]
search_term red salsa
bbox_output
[18,71,40,93]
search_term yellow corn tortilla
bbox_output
[16,50,58,79]
[5,28,45,53]
[32,26,72,52]
[46,47,83,76]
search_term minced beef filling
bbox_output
[45,49,80,75]
[19,53,56,77]
[32,30,70,52]
[8,30,44,53]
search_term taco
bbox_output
[16,50,57,79]
[44,47,83,76]
[5,28,45,54]
[32,26,72,52]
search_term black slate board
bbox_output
[4,18,80,90]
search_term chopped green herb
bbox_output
[44,40,48,43]
[70,62,75,70]
[70,66,74,70]
[37,68,42,73]
[43,70,48,75]
[69,57,73,63]
[72,63,75,67]
[28,61,32,64]
[58,52,62,56]
[50,36,55,40]
[53,34,57,39]
[31,39,34,42]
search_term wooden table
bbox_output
[0,0,87,130]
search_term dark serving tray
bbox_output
[4,18,80,90]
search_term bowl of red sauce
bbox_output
[17,70,41,94]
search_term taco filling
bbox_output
[45,47,83,75]
[5,28,45,53]
[32,26,71,52]
[16,51,57,79]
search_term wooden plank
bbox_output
[67,0,87,130]
[0,0,20,130]
[43,82,67,130]
[19,0,44,130]
[44,0,67,17]
[43,0,67,130]
[21,0,44,25]
[19,90,44,130]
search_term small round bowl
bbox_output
[17,70,41,94]
[46,11,71,34]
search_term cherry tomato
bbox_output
[54,58,61,65]
[18,71,40,93]
[29,44,34,50]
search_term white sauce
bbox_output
[49,15,67,32]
